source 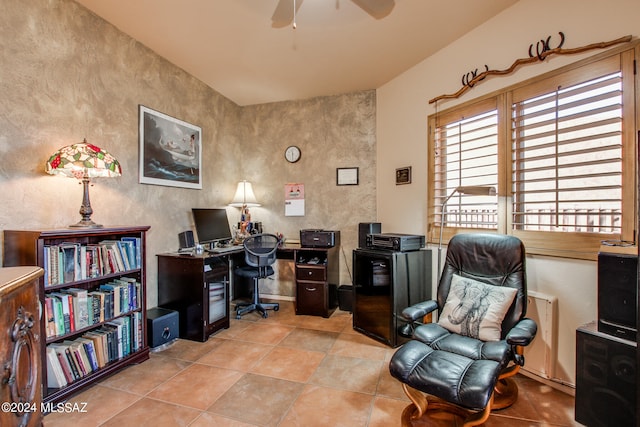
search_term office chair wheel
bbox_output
[273,306,279,312]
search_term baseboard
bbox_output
[260,293,295,302]
[519,369,575,396]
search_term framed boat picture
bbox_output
[139,105,202,189]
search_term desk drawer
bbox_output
[296,281,327,316]
[296,265,326,281]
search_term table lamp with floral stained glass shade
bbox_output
[45,139,121,228]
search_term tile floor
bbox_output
[44,301,580,426]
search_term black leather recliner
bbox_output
[389,233,537,426]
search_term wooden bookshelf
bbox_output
[3,226,150,405]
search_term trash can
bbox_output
[338,285,353,312]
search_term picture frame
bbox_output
[336,167,359,186]
[395,166,412,185]
[139,105,202,189]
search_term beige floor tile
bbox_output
[232,321,295,345]
[294,312,352,333]
[152,337,219,361]
[43,384,140,426]
[308,354,383,394]
[250,346,325,382]
[278,326,339,352]
[100,397,201,427]
[147,363,242,410]
[196,337,272,372]
[208,373,305,427]
[279,384,374,427]
[329,330,389,360]
[190,411,260,427]
[368,396,410,427]
[99,353,191,395]
[376,362,410,401]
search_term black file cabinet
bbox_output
[352,248,432,347]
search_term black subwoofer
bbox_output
[575,323,636,427]
[147,307,179,348]
[597,252,637,341]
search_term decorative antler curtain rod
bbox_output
[429,33,633,105]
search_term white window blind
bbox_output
[511,72,623,233]
[434,108,498,229]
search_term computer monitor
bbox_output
[191,208,232,246]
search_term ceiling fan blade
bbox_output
[351,0,395,19]
[271,0,304,28]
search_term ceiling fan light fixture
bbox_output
[271,0,395,29]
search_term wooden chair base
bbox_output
[492,377,519,410]
[401,384,493,427]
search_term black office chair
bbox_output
[235,233,280,319]
[389,234,537,426]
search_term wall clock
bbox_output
[285,145,301,163]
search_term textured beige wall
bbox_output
[0,0,376,305]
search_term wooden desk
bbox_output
[157,242,340,341]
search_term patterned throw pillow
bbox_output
[438,274,517,341]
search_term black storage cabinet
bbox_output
[352,248,432,347]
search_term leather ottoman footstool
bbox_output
[389,340,501,426]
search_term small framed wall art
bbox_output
[395,166,412,185]
[337,167,359,186]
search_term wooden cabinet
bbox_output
[0,266,43,427]
[157,253,229,342]
[3,226,150,405]
[294,246,340,318]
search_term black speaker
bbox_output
[597,252,637,341]
[147,307,179,348]
[358,222,381,248]
[178,230,195,249]
[575,323,636,427]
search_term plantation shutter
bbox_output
[511,57,623,234]
[433,99,499,231]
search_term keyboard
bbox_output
[207,245,244,254]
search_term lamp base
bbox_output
[69,219,103,228]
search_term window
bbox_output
[428,48,637,259]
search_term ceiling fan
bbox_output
[271,0,396,28]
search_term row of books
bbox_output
[44,278,141,339]
[44,237,142,287]
[46,312,143,389]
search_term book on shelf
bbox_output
[48,293,70,336]
[59,243,81,283]
[88,290,106,324]
[64,287,89,330]
[48,342,81,381]
[120,237,140,268]
[99,240,127,272]
[46,311,142,387]
[64,340,89,377]
[50,344,74,384]
[44,296,56,338]
[77,337,100,372]
[82,331,106,368]
[46,346,68,388]
[42,237,142,287]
